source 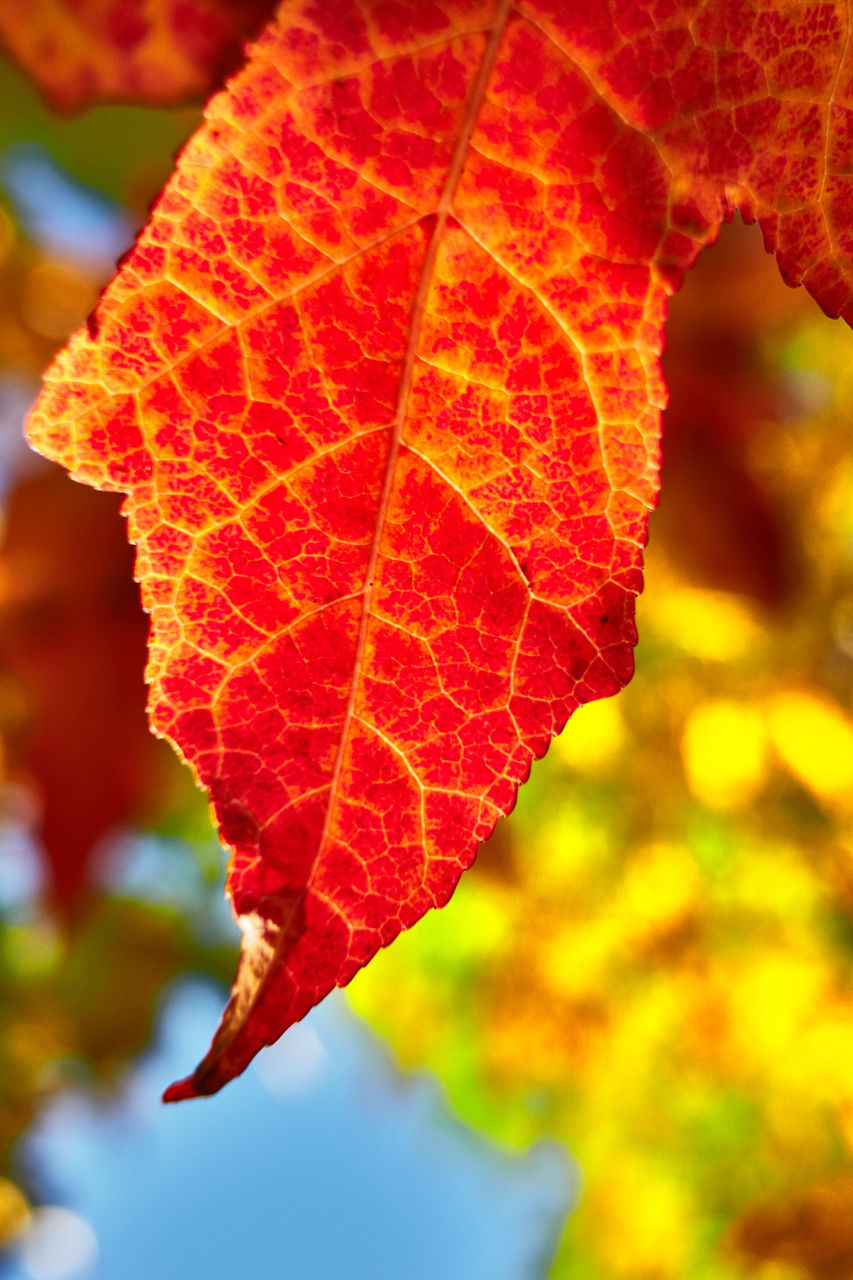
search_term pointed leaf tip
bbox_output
[162,1077,199,1104]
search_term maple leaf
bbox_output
[24,0,853,1099]
[0,0,277,112]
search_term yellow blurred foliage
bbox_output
[766,691,853,810]
[551,697,627,776]
[588,1158,692,1280]
[0,1178,28,1247]
[651,589,766,663]
[682,700,768,809]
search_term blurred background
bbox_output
[0,25,852,1280]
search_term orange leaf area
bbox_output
[0,0,276,112]
[25,0,853,1096]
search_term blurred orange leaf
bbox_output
[0,0,276,112]
[0,467,165,915]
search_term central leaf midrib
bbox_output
[313,0,516,878]
[204,1,519,1083]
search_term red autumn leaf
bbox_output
[659,220,806,610]
[24,0,853,1098]
[0,0,276,112]
[0,467,164,916]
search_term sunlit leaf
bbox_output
[25,0,853,1098]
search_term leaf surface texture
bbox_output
[26,0,853,1096]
